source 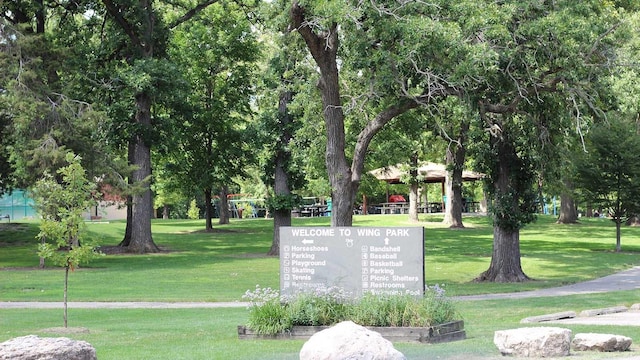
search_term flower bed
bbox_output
[237,320,466,343]
[238,285,465,343]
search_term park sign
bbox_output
[279,227,424,298]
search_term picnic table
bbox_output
[300,205,328,217]
[379,202,410,214]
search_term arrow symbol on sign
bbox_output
[302,239,314,245]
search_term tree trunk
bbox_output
[119,142,135,247]
[556,191,578,224]
[476,135,529,282]
[204,188,213,232]
[291,5,353,226]
[162,204,169,219]
[127,92,159,253]
[615,219,622,252]
[408,153,419,222]
[475,226,530,282]
[291,3,451,227]
[269,90,294,256]
[218,186,229,225]
[443,143,466,228]
[64,265,69,328]
[35,0,45,34]
[270,208,290,256]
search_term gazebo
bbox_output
[368,162,484,213]
[368,162,484,184]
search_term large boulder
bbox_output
[494,327,572,357]
[0,335,97,360]
[572,333,632,352]
[299,321,406,360]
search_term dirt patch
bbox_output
[190,228,237,234]
[0,223,29,231]
[96,245,172,255]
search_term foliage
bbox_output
[163,2,260,228]
[30,152,103,326]
[31,153,102,269]
[264,194,303,212]
[187,199,200,220]
[242,285,458,335]
[242,285,292,335]
[285,287,351,326]
[574,117,640,251]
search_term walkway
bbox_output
[455,265,640,301]
[1,266,639,309]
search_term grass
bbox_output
[1,214,640,359]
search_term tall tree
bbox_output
[0,2,113,193]
[96,0,225,251]
[290,1,481,226]
[470,1,623,282]
[435,98,473,228]
[168,2,259,232]
[575,118,640,252]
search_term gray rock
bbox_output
[572,333,632,352]
[299,321,406,360]
[494,327,572,357]
[0,335,97,360]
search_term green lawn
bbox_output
[1,214,640,359]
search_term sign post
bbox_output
[280,227,424,298]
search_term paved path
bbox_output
[0,301,250,309]
[455,265,640,301]
[1,266,639,309]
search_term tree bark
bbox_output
[119,142,135,247]
[64,265,69,328]
[291,3,352,226]
[557,192,578,224]
[475,226,530,282]
[218,186,229,225]
[408,153,419,221]
[268,90,294,256]
[476,133,530,282]
[615,219,622,252]
[127,92,159,253]
[204,188,213,232]
[443,120,469,228]
[443,161,464,228]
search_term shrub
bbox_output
[287,287,351,326]
[187,199,199,219]
[242,285,291,335]
[242,285,459,335]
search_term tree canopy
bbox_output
[2,0,640,282]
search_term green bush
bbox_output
[286,287,350,326]
[242,285,291,335]
[242,285,459,335]
[187,199,199,220]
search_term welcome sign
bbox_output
[279,227,424,298]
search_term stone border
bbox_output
[521,311,576,323]
[238,320,466,343]
[579,306,628,317]
[522,304,640,323]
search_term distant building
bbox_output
[89,184,127,221]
